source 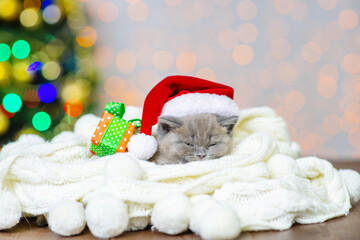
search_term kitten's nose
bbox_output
[197,154,206,159]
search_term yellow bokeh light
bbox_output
[104,76,125,97]
[20,8,40,28]
[322,114,341,136]
[61,80,89,102]
[317,77,337,98]
[232,44,254,66]
[176,52,197,73]
[93,46,114,68]
[276,62,298,83]
[0,113,10,135]
[76,26,97,48]
[236,0,257,21]
[42,61,61,80]
[274,0,294,15]
[302,41,322,63]
[218,28,238,49]
[342,53,360,74]
[285,90,305,112]
[116,50,137,74]
[325,21,344,42]
[339,9,358,30]
[319,64,338,81]
[317,0,337,10]
[13,61,31,82]
[237,23,258,44]
[137,69,160,90]
[0,0,21,21]
[196,68,216,82]
[152,50,173,71]
[0,62,11,84]
[128,1,148,21]
[98,2,119,23]
[271,38,291,59]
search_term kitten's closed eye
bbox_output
[208,143,217,148]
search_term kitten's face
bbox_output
[155,114,238,164]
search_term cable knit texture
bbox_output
[0,106,359,236]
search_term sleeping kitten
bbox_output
[151,114,238,165]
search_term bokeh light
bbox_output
[276,105,294,123]
[196,68,216,82]
[348,129,360,148]
[218,28,238,49]
[43,4,61,24]
[23,0,41,10]
[104,76,125,97]
[276,62,298,83]
[76,26,97,48]
[317,77,337,98]
[232,44,253,65]
[116,50,137,74]
[271,38,291,59]
[38,83,57,103]
[285,91,305,112]
[61,80,90,102]
[13,61,31,82]
[341,112,359,133]
[253,69,274,88]
[32,111,51,131]
[137,69,160,90]
[342,53,360,74]
[152,50,173,71]
[176,52,197,73]
[339,9,358,30]
[128,1,148,21]
[0,43,11,62]
[27,61,43,78]
[98,1,118,23]
[274,0,294,15]
[301,42,322,63]
[290,0,308,22]
[23,89,40,108]
[237,23,258,44]
[93,46,114,68]
[12,40,30,59]
[236,0,257,21]
[0,112,10,135]
[2,93,22,113]
[42,61,61,80]
[0,62,11,84]
[194,0,214,18]
[0,0,21,21]
[64,99,83,118]
[319,64,339,80]
[317,0,337,10]
[20,8,40,28]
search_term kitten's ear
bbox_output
[217,115,239,135]
[157,116,183,137]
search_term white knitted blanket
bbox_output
[1,106,359,232]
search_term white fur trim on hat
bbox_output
[160,93,240,117]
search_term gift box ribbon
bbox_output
[90,102,141,156]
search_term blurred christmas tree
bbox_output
[0,0,97,146]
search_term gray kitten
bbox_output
[151,114,238,165]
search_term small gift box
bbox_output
[90,102,141,157]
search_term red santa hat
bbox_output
[127,75,240,160]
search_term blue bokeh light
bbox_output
[38,83,57,103]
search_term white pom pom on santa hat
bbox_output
[128,75,240,160]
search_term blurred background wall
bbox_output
[83,0,360,160]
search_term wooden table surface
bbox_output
[1,161,360,240]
